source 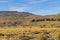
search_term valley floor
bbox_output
[0,27,60,40]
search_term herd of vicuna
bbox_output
[31,18,60,22]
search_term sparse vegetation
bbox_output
[0,11,60,40]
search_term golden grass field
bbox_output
[0,27,60,40]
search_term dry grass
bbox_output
[0,27,60,40]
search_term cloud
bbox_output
[31,7,60,15]
[27,0,49,4]
[7,7,29,12]
[0,0,13,3]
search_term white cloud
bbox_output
[0,0,13,3]
[31,7,60,15]
[27,0,49,4]
[7,7,29,12]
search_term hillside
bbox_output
[0,11,35,17]
[0,11,60,28]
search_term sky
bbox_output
[0,0,60,15]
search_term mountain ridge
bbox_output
[0,11,35,18]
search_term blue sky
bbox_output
[0,0,60,15]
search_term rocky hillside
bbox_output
[0,11,35,17]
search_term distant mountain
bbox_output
[0,11,60,19]
[0,11,35,17]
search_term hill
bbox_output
[0,11,35,17]
[0,11,60,28]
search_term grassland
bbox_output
[0,11,60,40]
[0,27,60,40]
